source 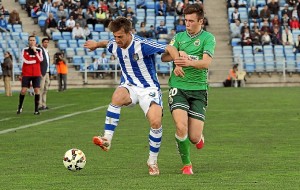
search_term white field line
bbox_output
[0,90,169,135]
[0,118,12,122]
[0,105,107,135]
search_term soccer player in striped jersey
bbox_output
[84,17,180,175]
[162,4,216,175]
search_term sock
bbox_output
[104,104,121,141]
[18,94,25,109]
[175,134,191,166]
[148,126,163,164]
[34,94,40,112]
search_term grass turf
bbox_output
[0,87,299,190]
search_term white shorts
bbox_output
[119,83,163,115]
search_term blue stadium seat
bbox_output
[13,24,22,32]
[38,16,47,28]
[65,48,75,59]
[11,32,21,40]
[94,24,104,32]
[146,9,155,17]
[73,55,83,68]
[19,0,26,5]
[62,32,72,40]
[20,32,29,43]
[231,38,241,46]
[286,53,296,72]
[136,9,145,17]
[296,54,300,73]
[77,39,86,47]
[263,45,273,55]
[91,32,100,40]
[88,24,94,32]
[68,39,78,48]
[57,40,67,51]
[244,54,255,73]
[75,47,86,56]
[50,64,57,75]
[100,31,110,40]
[274,45,284,55]
[146,1,155,9]
[243,46,253,55]
[265,55,275,72]
[52,32,63,41]
[275,54,285,72]
[254,54,264,72]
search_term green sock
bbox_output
[175,135,191,165]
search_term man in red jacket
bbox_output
[17,35,43,115]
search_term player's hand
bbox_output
[84,40,98,51]
[179,51,189,58]
[174,66,184,77]
[174,57,192,67]
[32,46,37,52]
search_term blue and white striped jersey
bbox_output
[107,35,166,89]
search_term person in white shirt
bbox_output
[72,22,85,39]
[66,16,75,31]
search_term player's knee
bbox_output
[149,118,161,129]
[189,136,199,144]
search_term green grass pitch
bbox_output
[0,87,299,190]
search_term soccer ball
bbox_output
[63,148,86,171]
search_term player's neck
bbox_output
[187,28,203,38]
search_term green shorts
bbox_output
[168,87,208,121]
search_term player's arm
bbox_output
[84,40,109,51]
[174,54,213,69]
[164,45,180,60]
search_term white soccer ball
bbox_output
[63,148,86,171]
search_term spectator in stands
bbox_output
[241,28,252,46]
[66,15,76,31]
[156,0,167,16]
[95,7,107,24]
[156,20,168,39]
[85,8,97,28]
[72,22,85,40]
[56,5,68,21]
[166,0,176,16]
[0,15,9,32]
[176,1,184,16]
[26,0,37,17]
[286,0,297,7]
[45,13,59,39]
[260,5,271,22]
[76,14,86,28]
[166,28,176,44]
[83,25,91,40]
[8,9,22,25]
[88,1,97,12]
[58,16,68,32]
[230,19,242,42]
[1,51,13,96]
[271,15,281,28]
[175,15,185,26]
[77,7,85,18]
[118,1,127,17]
[289,16,299,29]
[98,1,108,12]
[147,25,156,39]
[282,13,290,29]
[227,0,237,8]
[268,0,279,15]
[103,15,114,31]
[69,8,79,20]
[238,0,247,7]
[126,14,137,29]
[282,4,292,18]
[293,34,300,53]
[108,0,118,17]
[241,21,250,34]
[32,31,40,45]
[42,0,52,16]
[176,19,186,33]
[0,4,8,16]
[248,6,260,23]
[291,6,299,19]
[137,23,149,38]
[271,26,282,45]
[54,52,68,92]
[136,0,146,9]
[202,17,209,31]
[32,2,42,18]
[231,7,240,23]
[282,26,294,45]
[109,54,119,79]
[96,52,110,79]
[260,20,271,34]
[261,30,271,45]
[251,21,259,32]
[251,28,262,45]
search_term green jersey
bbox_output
[168,29,216,90]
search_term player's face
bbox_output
[42,40,49,48]
[185,13,203,35]
[113,28,132,49]
[28,37,36,47]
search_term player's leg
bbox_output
[17,77,30,114]
[39,75,46,109]
[188,118,204,149]
[32,77,41,115]
[93,86,133,151]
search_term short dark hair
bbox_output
[28,35,35,40]
[108,16,132,33]
[42,38,49,43]
[183,3,204,20]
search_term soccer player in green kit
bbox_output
[161,3,216,175]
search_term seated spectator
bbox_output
[76,14,86,28]
[0,15,9,32]
[227,0,237,8]
[88,1,97,12]
[260,20,271,34]
[248,6,260,23]
[72,22,85,40]
[66,15,76,31]
[42,0,52,16]
[85,8,97,28]
[231,8,241,23]
[156,21,168,39]
[282,4,292,18]
[268,0,279,15]
[147,25,156,39]
[241,21,250,34]
[136,0,146,9]
[108,0,118,17]
[8,9,22,25]
[126,14,137,29]
[260,5,271,22]
[282,27,294,45]
[96,52,110,79]
[69,8,79,20]
[166,28,176,44]
[32,2,42,18]
[98,1,108,12]
[291,6,298,19]
[45,13,59,39]
[109,54,120,78]
[156,0,167,16]
[287,0,297,7]
[103,15,114,31]
[176,19,186,33]
[118,1,127,17]
[56,5,68,21]
[251,28,262,45]
[58,16,68,32]
[95,8,107,24]
[241,28,252,46]
[137,22,148,38]
[176,1,184,16]
[166,0,176,16]
[223,64,243,87]
[251,21,260,32]
[175,15,185,26]
[261,30,271,45]
[271,27,282,45]
[0,4,8,16]
[293,34,300,53]
[289,16,299,30]
[83,25,91,40]
[230,20,242,41]
[26,0,37,17]
[282,13,290,29]
[238,0,247,7]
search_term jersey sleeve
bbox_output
[169,33,179,49]
[106,39,114,53]
[141,38,166,56]
[203,34,216,58]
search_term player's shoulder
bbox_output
[202,30,215,39]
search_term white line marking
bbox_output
[0,105,107,135]
[43,104,76,111]
[0,118,12,122]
